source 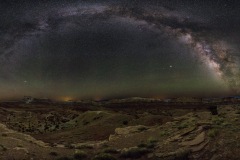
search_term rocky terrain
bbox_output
[0,98,240,160]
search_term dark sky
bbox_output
[0,0,240,100]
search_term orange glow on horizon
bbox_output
[60,96,74,102]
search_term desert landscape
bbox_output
[0,97,239,160]
[1,1,240,159]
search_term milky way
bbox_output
[0,1,240,100]
[109,4,240,93]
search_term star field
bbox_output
[0,0,240,100]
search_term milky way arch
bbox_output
[108,5,240,93]
[0,2,239,99]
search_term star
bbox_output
[0,0,239,100]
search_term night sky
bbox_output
[0,0,240,100]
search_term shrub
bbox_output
[83,121,89,125]
[146,143,156,149]
[138,127,148,132]
[137,143,147,148]
[137,143,155,149]
[75,144,94,149]
[175,148,190,160]
[2,133,7,137]
[49,151,58,156]
[0,144,7,151]
[145,137,158,149]
[49,143,57,147]
[122,120,128,125]
[64,143,75,149]
[120,148,150,159]
[177,122,188,130]
[102,144,109,148]
[208,129,219,138]
[92,153,116,160]
[102,148,119,154]
[147,137,158,144]
[74,151,87,159]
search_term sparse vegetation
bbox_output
[212,116,224,125]
[92,153,116,160]
[177,122,188,129]
[222,122,231,127]
[159,130,169,136]
[1,98,240,160]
